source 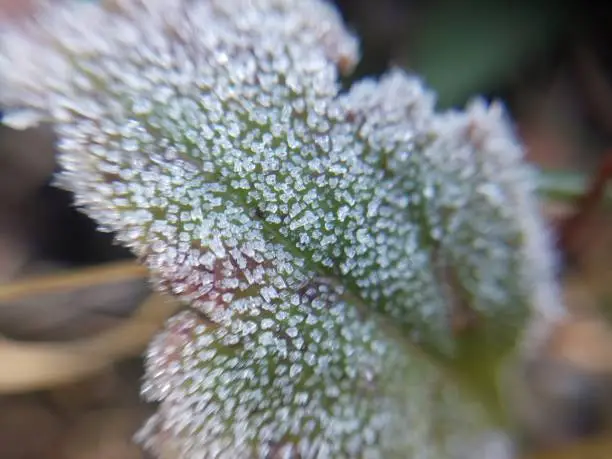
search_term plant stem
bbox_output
[536,169,612,205]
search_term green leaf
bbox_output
[0,0,563,457]
[410,0,567,108]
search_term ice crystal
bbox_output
[0,0,563,457]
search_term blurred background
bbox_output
[1,0,612,457]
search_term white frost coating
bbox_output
[135,306,495,459]
[0,0,562,457]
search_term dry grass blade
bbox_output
[0,262,179,394]
[0,260,148,304]
[0,292,179,393]
[522,432,612,459]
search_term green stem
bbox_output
[536,169,612,204]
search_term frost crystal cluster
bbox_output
[0,0,562,457]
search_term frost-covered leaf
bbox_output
[135,308,504,458]
[0,0,564,457]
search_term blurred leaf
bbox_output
[411,0,568,108]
